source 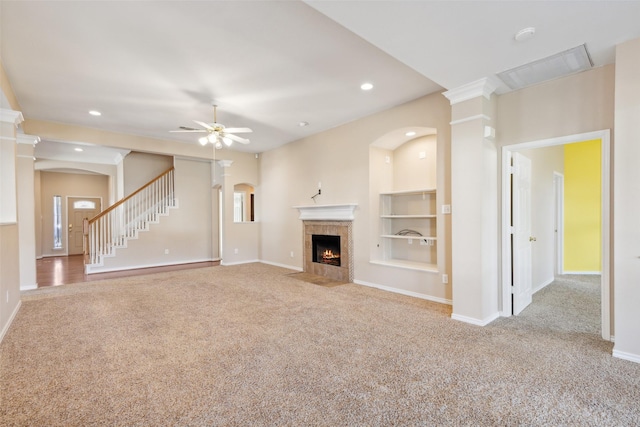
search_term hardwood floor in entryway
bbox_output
[36,255,219,288]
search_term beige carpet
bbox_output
[1,264,639,426]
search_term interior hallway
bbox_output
[36,255,219,288]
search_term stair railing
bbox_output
[84,166,175,265]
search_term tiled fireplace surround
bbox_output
[303,220,353,282]
[295,204,357,283]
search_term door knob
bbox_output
[529,236,537,242]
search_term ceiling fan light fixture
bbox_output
[215,141,223,150]
[198,137,208,146]
[222,136,233,147]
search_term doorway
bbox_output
[501,130,611,341]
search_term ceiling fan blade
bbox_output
[223,127,253,134]
[225,133,250,144]
[169,129,207,133]
[193,120,215,131]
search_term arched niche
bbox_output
[233,183,255,222]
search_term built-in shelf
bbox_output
[378,187,438,271]
[380,234,436,241]
[370,259,438,273]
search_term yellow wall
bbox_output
[564,139,601,272]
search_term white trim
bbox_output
[16,134,40,146]
[20,283,38,291]
[220,259,261,266]
[354,279,452,306]
[553,172,564,275]
[442,77,498,105]
[86,258,216,274]
[532,276,554,294]
[293,204,358,221]
[449,114,491,126]
[612,349,640,364]
[451,311,500,326]
[0,108,24,126]
[0,136,17,141]
[260,260,303,272]
[0,300,21,344]
[500,129,611,342]
[562,271,602,275]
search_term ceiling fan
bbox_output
[170,104,252,149]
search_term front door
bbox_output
[67,197,101,255]
[512,152,533,315]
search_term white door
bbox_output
[512,152,533,315]
[67,197,101,256]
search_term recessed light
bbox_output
[74,148,84,152]
[89,110,102,116]
[299,121,309,127]
[360,82,373,91]
[405,131,417,137]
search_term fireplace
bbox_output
[303,220,353,282]
[312,234,341,266]
[294,204,356,282]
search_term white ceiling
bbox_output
[2,1,640,162]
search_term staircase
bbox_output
[84,167,176,273]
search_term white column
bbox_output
[613,37,640,364]
[17,134,40,290]
[443,79,500,325]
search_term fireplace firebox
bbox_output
[312,234,341,266]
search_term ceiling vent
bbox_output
[497,44,593,91]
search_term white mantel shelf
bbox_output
[293,204,358,221]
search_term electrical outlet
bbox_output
[408,238,413,245]
[442,204,451,214]
[164,249,169,255]
[234,248,239,254]
[290,251,294,258]
[442,274,449,284]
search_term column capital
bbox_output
[443,77,498,105]
[16,133,40,146]
[0,108,24,127]
[217,159,234,168]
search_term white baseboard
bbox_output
[451,311,500,326]
[353,279,452,306]
[86,258,217,274]
[612,348,640,364]
[220,259,261,267]
[259,260,303,272]
[533,277,554,294]
[562,271,601,275]
[20,283,38,291]
[0,300,21,344]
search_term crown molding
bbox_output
[0,108,24,126]
[442,77,498,105]
[16,133,40,146]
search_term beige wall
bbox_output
[497,65,615,325]
[39,171,109,257]
[123,151,173,196]
[259,93,452,302]
[92,157,215,272]
[393,135,437,190]
[613,37,640,360]
[0,224,20,339]
[218,150,260,265]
